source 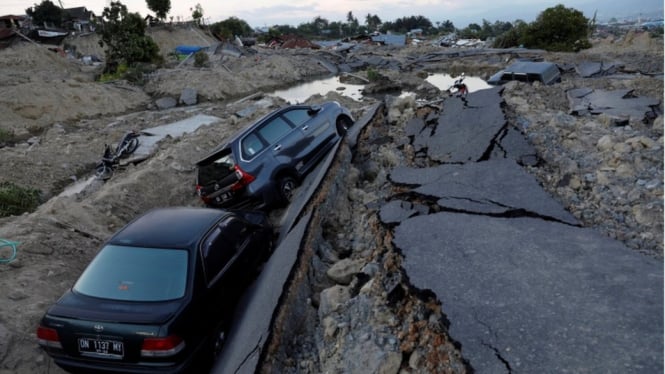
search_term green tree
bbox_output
[256,24,297,43]
[191,3,203,25]
[522,4,591,51]
[439,20,455,33]
[346,11,359,35]
[458,23,481,39]
[492,19,528,48]
[365,13,381,31]
[26,0,65,28]
[383,15,433,34]
[146,0,170,21]
[210,17,252,40]
[98,1,161,73]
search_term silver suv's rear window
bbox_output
[198,152,236,186]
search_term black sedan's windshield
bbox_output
[73,245,188,302]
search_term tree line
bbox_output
[25,0,595,76]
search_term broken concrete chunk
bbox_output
[326,258,365,285]
[490,125,539,166]
[576,61,603,77]
[155,97,177,110]
[318,285,351,318]
[404,117,425,138]
[179,88,198,106]
[567,88,660,123]
[379,200,420,224]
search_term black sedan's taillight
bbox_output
[141,335,185,357]
[37,325,63,349]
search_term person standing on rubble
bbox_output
[452,73,468,97]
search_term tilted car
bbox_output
[487,61,561,86]
[195,101,354,209]
[36,207,273,373]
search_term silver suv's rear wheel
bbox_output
[277,175,297,205]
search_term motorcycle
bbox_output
[95,130,141,180]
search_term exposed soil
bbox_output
[0,25,661,373]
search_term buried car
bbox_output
[195,101,354,209]
[36,207,273,373]
[487,61,561,86]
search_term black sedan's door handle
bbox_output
[274,144,282,151]
[302,125,309,131]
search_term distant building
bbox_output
[63,7,95,32]
[371,33,406,46]
[641,20,664,29]
[407,28,423,37]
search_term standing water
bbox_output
[270,73,492,104]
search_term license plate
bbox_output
[216,192,232,202]
[78,338,124,358]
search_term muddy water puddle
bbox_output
[425,73,492,92]
[271,76,364,103]
[271,73,492,104]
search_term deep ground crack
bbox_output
[481,341,513,374]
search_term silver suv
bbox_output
[196,101,354,209]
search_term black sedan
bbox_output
[36,207,273,373]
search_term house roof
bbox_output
[371,34,406,46]
[64,7,93,20]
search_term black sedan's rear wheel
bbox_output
[212,328,226,358]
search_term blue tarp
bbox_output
[174,45,205,55]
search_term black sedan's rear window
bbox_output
[73,245,188,302]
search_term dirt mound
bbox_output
[593,29,662,52]
[0,26,218,139]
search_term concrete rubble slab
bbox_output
[490,126,538,166]
[424,86,506,163]
[393,212,663,374]
[575,61,623,77]
[567,88,661,122]
[378,199,428,225]
[575,61,603,77]
[130,114,221,159]
[389,159,579,225]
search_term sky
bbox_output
[2,0,662,29]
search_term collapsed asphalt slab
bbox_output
[386,85,663,373]
[419,86,517,163]
[388,159,579,225]
[392,212,663,373]
[567,87,661,123]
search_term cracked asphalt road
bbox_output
[387,88,663,373]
